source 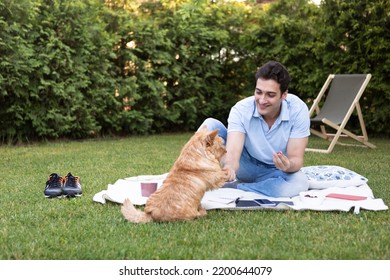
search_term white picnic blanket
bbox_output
[92,173,388,214]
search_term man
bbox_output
[199,61,310,197]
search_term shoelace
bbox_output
[48,174,63,188]
[65,174,79,187]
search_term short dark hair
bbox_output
[255,61,291,93]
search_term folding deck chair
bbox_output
[305,74,376,153]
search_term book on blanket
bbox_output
[325,193,367,201]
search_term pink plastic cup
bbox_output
[141,182,158,197]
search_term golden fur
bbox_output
[121,128,227,223]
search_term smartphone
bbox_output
[235,198,276,208]
[235,200,260,208]
[254,199,276,207]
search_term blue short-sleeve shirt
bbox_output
[227,94,310,165]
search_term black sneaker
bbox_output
[44,173,64,198]
[63,172,82,197]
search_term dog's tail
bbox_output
[121,198,153,223]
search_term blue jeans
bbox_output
[199,118,309,197]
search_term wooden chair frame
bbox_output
[306,74,376,153]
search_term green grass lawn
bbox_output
[0,134,389,260]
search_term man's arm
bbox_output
[222,131,245,181]
[273,137,308,173]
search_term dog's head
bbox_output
[192,126,226,162]
[205,129,226,162]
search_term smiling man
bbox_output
[199,61,310,197]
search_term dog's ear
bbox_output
[205,129,219,146]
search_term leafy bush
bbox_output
[1,0,389,143]
[114,1,259,132]
[1,0,123,141]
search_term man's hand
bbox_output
[273,151,292,172]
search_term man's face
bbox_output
[254,78,287,119]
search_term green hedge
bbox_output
[1,0,389,143]
[1,0,125,141]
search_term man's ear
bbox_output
[281,90,288,100]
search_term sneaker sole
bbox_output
[44,194,64,198]
[63,193,83,198]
